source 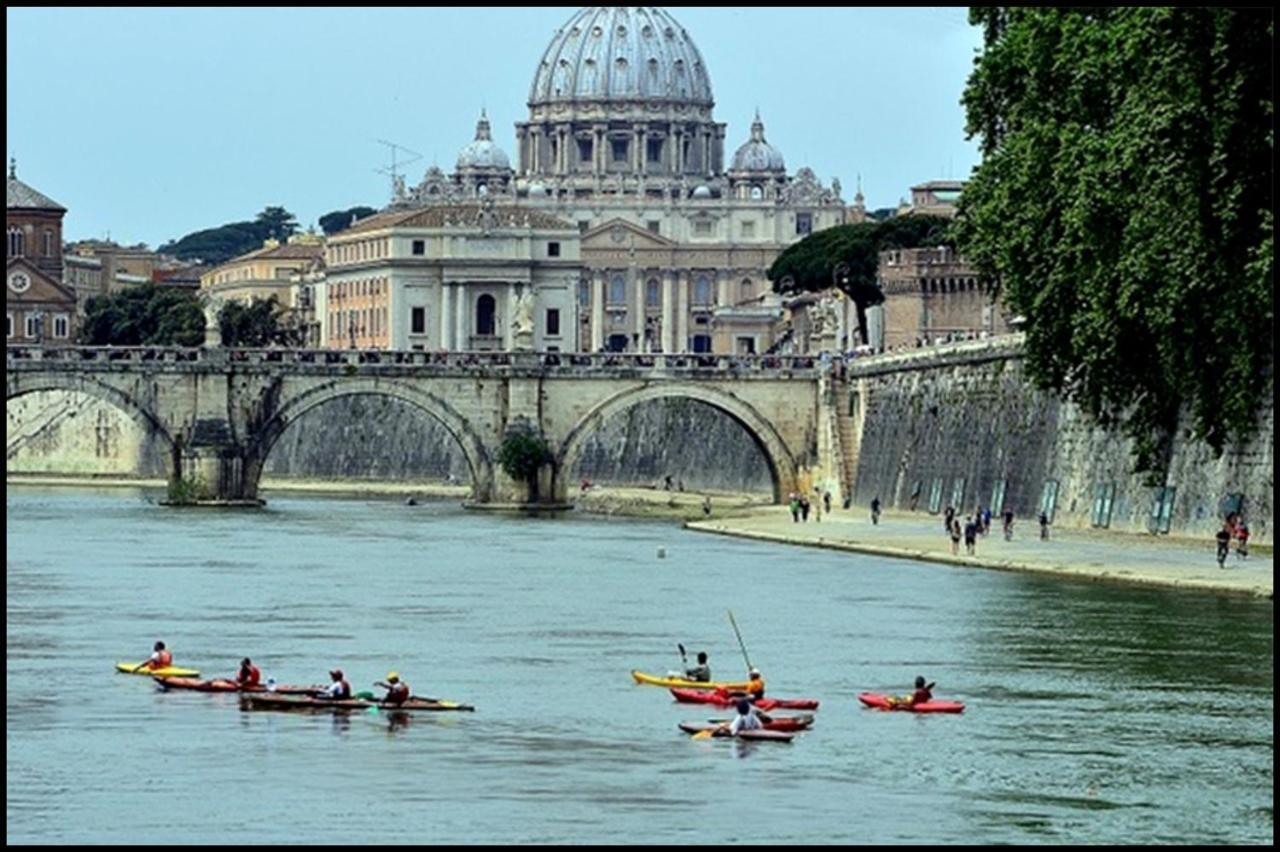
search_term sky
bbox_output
[6,6,984,249]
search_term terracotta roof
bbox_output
[7,174,66,212]
[342,204,574,236]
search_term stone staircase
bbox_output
[832,380,857,505]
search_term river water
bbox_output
[6,486,1273,844]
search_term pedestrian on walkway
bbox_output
[1216,522,1232,568]
[944,505,955,533]
[823,491,832,515]
[981,507,992,535]
[870,496,882,526]
[1002,509,1014,541]
[800,496,811,522]
[788,492,801,523]
[1039,511,1050,541]
[949,518,962,555]
[964,517,978,555]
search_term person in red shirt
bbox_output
[907,676,935,706]
[133,641,173,672]
[374,671,411,705]
[234,658,261,688]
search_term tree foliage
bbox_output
[319,206,378,235]
[78,284,205,346]
[159,206,300,265]
[218,296,304,348]
[955,8,1273,473]
[768,215,954,343]
[497,429,552,501]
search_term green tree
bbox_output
[255,206,299,242]
[768,215,953,344]
[158,206,301,265]
[218,296,304,347]
[497,429,553,502]
[319,206,378,235]
[955,8,1273,473]
[78,284,205,346]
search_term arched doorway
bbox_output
[476,294,496,336]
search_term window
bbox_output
[1148,486,1176,534]
[739,279,754,302]
[6,312,12,338]
[476,294,496,336]
[577,138,593,167]
[547,241,561,257]
[740,221,756,239]
[8,227,24,257]
[1091,482,1116,528]
[53,314,69,338]
[412,240,425,256]
[737,336,756,355]
[43,229,55,256]
[411,307,426,334]
[578,281,591,306]
[608,274,626,306]
[578,221,590,234]
[25,314,39,338]
[691,334,712,353]
[9,273,30,293]
[750,186,764,200]
[646,278,661,307]
[647,220,661,234]
[546,308,560,336]
[693,220,713,237]
[607,333,629,352]
[796,213,813,235]
[1040,479,1060,523]
[693,274,712,306]
[647,137,663,163]
[611,139,628,163]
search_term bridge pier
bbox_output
[165,434,263,507]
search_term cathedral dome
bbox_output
[456,110,511,170]
[529,7,713,107]
[730,112,785,173]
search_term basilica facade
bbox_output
[375,6,845,354]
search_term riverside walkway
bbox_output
[686,507,1273,599]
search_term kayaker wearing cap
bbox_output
[685,652,712,683]
[133,641,173,673]
[746,668,765,699]
[234,658,261,688]
[317,669,352,700]
[729,699,763,736]
[374,671,410,706]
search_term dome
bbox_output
[529,7,713,107]
[456,110,511,170]
[731,111,785,173]
[691,184,712,199]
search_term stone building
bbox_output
[200,233,325,342]
[7,160,76,345]
[381,5,846,353]
[878,245,1003,350]
[322,201,581,352]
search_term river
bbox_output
[6,486,1273,844]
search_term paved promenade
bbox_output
[686,507,1273,599]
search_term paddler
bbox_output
[132,641,173,673]
[374,671,411,706]
[746,668,765,699]
[892,675,935,707]
[729,699,764,736]
[684,651,712,683]
[316,668,352,700]
[234,657,261,688]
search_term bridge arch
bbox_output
[246,377,495,501]
[6,371,179,474]
[555,382,798,503]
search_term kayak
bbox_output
[669,688,819,711]
[631,670,751,691]
[117,662,200,678]
[153,677,317,695]
[677,724,794,742]
[703,714,814,732]
[857,692,965,714]
[240,693,475,712]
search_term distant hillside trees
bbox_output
[319,206,378,235]
[159,206,300,266]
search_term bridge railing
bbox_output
[7,346,824,375]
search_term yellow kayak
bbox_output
[116,662,201,678]
[630,670,750,691]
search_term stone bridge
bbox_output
[6,346,833,506]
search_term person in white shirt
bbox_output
[728,699,763,736]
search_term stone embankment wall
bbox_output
[846,337,1273,543]
[6,392,774,494]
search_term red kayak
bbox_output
[669,688,820,711]
[154,677,317,695]
[858,692,965,714]
[677,724,794,742]
[696,714,813,732]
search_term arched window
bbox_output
[740,278,754,302]
[609,274,626,305]
[43,229,55,257]
[694,274,712,306]
[646,278,661,307]
[750,186,763,200]
[8,227,24,257]
[476,294,496,336]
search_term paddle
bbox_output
[692,724,726,740]
[678,643,688,666]
[727,610,753,673]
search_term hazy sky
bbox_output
[6,6,983,248]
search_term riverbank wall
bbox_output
[844,338,1273,544]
